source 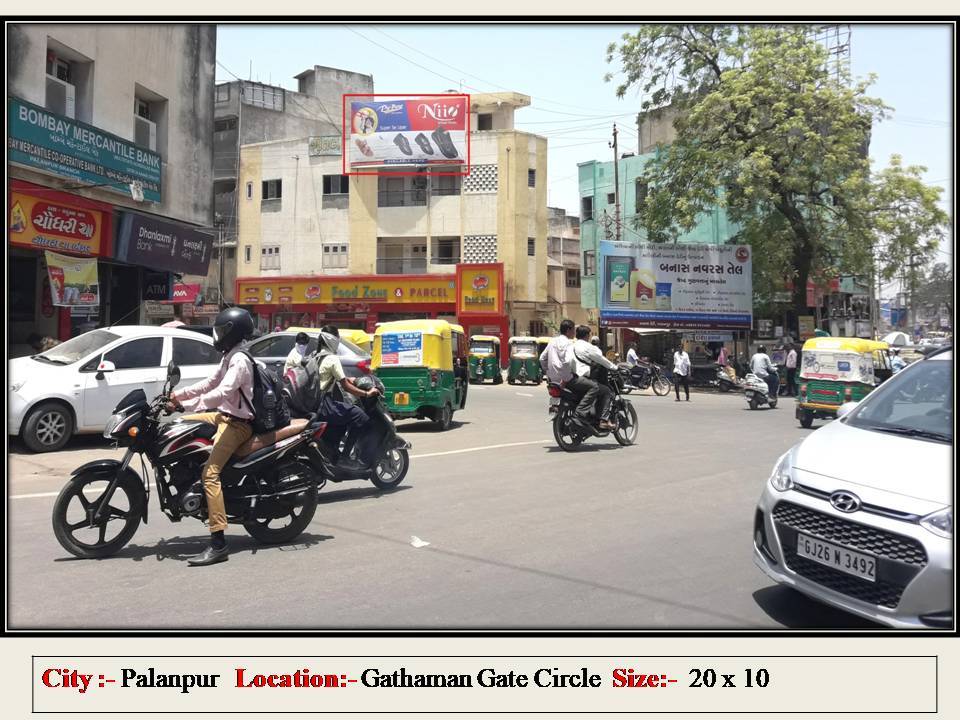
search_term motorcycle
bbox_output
[313,375,411,491]
[52,363,329,559]
[547,369,639,451]
[743,373,779,410]
[617,361,672,396]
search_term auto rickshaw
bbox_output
[372,319,467,431]
[468,335,502,384]
[796,337,891,429]
[506,336,542,385]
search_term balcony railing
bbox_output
[430,255,461,265]
[378,190,427,208]
[376,258,428,274]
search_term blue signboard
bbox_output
[8,97,162,202]
[380,332,424,366]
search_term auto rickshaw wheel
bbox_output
[493,372,503,385]
[434,403,453,431]
[799,411,814,429]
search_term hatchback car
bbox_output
[9,326,222,452]
[246,330,371,379]
[754,347,952,628]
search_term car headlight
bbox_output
[769,451,794,492]
[920,507,952,539]
[10,380,25,393]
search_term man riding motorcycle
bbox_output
[165,307,256,567]
[573,325,618,430]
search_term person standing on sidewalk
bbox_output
[673,342,691,402]
[785,343,798,396]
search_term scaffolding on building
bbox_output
[806,24,852,85]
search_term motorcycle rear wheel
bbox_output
[652,376,671,396]
[553,409,583,452]
[613,402,639,446]
[52,471,145,559]
[243,483,318,544]
[370,448,409,490]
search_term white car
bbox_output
[754,347,952,628]
[9,326,222,453]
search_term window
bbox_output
[581,196,593,221]
[244,245,252,263]
[249,335,296,359]
[322,174,350,195]
[215,84,230,103]
[635,180,648,212]
[135,98,151,120]
[261,245,281,270]
[607,192,615,205]
[477,113,493,131]
[432,237,461,265]
[245,181,253,200]
[173,338,221,366]
[133,96,157,151]
[528,169,536,187]
[530,320,548,337]
[324,244,348,269]
[45,52,76,119]
[527,237,536,256]
[103,337,164,370]
[432,174,461,196]
[214,117,237,132]
[261,179,282,201]
[566,269,581,288]
[226,247,235,260]
[243,82,284,111]
[583,250,596,276]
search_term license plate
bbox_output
[796,533,876,582]
[393,392,409,406]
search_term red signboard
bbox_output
[161,283,202,304]
[9,180,112,257]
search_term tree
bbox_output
[914,261,953,317]
[605,25,948,321]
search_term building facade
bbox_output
[546,207,589,331]
[8,23,216,349]
[234,91,549,340]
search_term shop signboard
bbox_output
[798,315,816,340]
[163,283,202,304]
[456,263,504,316]
[143,272,173,301]
[757,319,774,337]
[598,241,752,329]
[683,331,733,343]
[9,187,107,256]
[379,331,424,367]
[145,300,174,317]
[8,97,161,202]
[236,275,457,306]
[345,94,469,171]
[44,250,99,307]
[115,213,213,276]
[308,135,343,157]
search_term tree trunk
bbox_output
[776,196,816,332]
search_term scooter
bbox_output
[716,367,743,393]
[743,373,778,410]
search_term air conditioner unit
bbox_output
[45,75,75,119]
[134,114,157,151]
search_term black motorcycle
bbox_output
[618,361,672,396]
[313,375,411,491]
[547,369,639,451]
[52,363,329,559]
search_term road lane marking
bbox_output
[10,442,554,499]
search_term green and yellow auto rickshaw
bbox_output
[796,337,891,429]
[507,336,542,385]
[468,334,502,384]
[372,319,468,431]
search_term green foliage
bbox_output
[606,25,948,316]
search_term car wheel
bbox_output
[23,401,74,453]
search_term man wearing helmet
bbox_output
[750,344,779,398]
[165,307,256,567]
[316,325,381,469]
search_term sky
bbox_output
[216,23,953,283]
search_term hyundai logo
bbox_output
[830,491,862,513]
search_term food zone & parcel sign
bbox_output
[8,97,162,202]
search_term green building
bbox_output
[577,152,740,312]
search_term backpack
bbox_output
[282,350,346,418]
[238,351,290,434]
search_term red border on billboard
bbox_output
[342,93,471,177]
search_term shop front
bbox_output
[9,180,114,353]
[235,274,459,334]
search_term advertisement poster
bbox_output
[598,241,752,329]
[346,95,468,168]
[9,188,106,256]
[798,315,816,339]
[308,134,343,156]
[380,331,423,366]
[44,250,99,307]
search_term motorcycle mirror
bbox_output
[167,362,181,389]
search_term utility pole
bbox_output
[610,123,622,243]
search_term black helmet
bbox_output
[758,344,767,354]
[212,307,254,352]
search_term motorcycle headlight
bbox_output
[769,451,794,492]
[920,507,952,539]
[103,413,122,439]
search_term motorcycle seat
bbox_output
[235,418,309,458]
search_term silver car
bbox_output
[754,347,952,628]
[246,330,371,379]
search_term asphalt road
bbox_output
[7,381,881,630]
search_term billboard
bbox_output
[598,241,752,329]
[344,94,469,171]
[45,250,100,307]
[456,263,504,316]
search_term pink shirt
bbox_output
[173,346,255,419]
[162,319,186,328]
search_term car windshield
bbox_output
[35,330,120,365]
[846,355,952,443]
[513,341,538,355]
[471,341,494,354]
[336,337,368,358]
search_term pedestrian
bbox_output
[716,344,728,368]
[785,343,798,396]
[162,305,187,328]
[672,342,691,401]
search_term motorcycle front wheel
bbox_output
[613,401,639,446]
[652,375,672,396]
[552,409,583,452]
[52,471,145,559]
[370,447,409,490]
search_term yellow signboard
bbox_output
[457,263,504,316]
[236,275,457,306]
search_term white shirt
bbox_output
[317,354,347,392]
[539,335,575,384]
[673,350,691,377]
[284,345,307,373]
[785,349,798,369]
[750,352,776,378]
[572,339,617,377]
[626,347,639,365]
